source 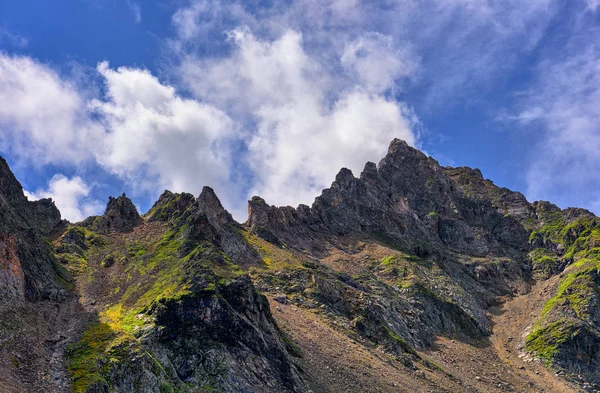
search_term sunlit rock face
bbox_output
[2,140,600,392]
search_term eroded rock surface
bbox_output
[1,140,599,392]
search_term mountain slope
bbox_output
[0,139,598,392]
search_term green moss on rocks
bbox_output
[65,322,116,393]
[243,229,301,270]
[528,248,560,279]
[542,262,600,319]
[64,212,249,392]
[526,211,600,371]
[525,319,578,364]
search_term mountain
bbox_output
[0,139,598,392]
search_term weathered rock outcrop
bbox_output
[60,187,302,393]
[3,138,600,392]
[247,139,529,259]
[151,276,306,392]
[88,193,142,233]
[522,205,600,388]
[0,157,66,303]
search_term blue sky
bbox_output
[0,0,599,221]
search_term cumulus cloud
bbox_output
[247,90,416,204]
[91,61,234,198]
[0,55,237,214]
[0,23,419,219]
[25,175,103,222]
[178,28,417,208]
[0,54,103,166]
[9,0,553,217]
[4,0,594,221]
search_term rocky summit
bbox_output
[1,139,599,393]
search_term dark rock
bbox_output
[5,138,600,392]
[102,255,115,268]
[151,276,307,392]
[0,156,66,303]
[146,190,195,222]
[93,193,142,233]
[175,187,261,267]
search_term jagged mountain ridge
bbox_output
[0,139,599,392]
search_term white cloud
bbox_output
[91,61,235,199]
[3,0,593,221]
[0,53,103,166]
[0,54,237,214]
[0,27,417,218]
[25,175,103,222]
[177,29,417,209]
[247,90,416,205]
[341,33,417,93]
[172,0,212,40]
[172,0,558,108]
[171,0,600,215]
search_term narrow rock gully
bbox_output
[420,273,584,393]
[489,272,582,393]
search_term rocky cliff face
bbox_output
[56,187,304,393]
[0,157,66,304]
[248,140,529,258]
[1,139,599,392]
[0,157,73,392]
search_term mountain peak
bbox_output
[146,190,195,222]
[360,161,378,181]
[247,196,270,228]
[197,186,221,207]
[386,138,416,157]
[94,193,141,232]
[196,186,235,228]
[3,141,600,392]
[334,167,355,188]
[0,156,26,206]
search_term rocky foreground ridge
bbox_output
[1,139,599,392]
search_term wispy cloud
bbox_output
[516,45,600,209]
[169,0,558,108]
[0,28,28,48]
[126,1,142,24]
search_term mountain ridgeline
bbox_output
[0,139,599,392]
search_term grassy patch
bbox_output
[542,263,600,319]
[65,216,244,392]
[525,319,578,364]
[66,322,118,393]
[377,254,433,288]
[101,225,242,336]
[243,229,301,270]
